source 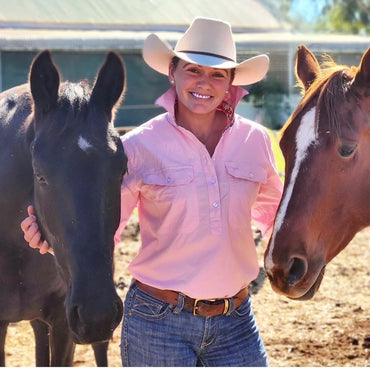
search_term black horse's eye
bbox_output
[35,173,48,186]
[339,144,357,158]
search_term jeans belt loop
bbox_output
[173,292,185,314]
[225,297,235,316]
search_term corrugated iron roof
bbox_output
[0,0,283,32]
[0,0,368,53]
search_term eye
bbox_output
[35,172,48,186]
[339,143,357,157]
[213,71,227,79]
[188,67,199,74]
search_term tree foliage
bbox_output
[280,0,370,34]
[317,0,370,34]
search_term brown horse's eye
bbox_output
[339,144,357,158]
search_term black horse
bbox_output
[0,50,126,366]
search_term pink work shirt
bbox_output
[115,86,283,299]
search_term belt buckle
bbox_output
[192,298,229,316]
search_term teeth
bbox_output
[192,92,211,99]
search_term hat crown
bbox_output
[175,17,236,63]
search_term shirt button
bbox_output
[167,177,172,183]
[212,202,219,208]
[210,178,216,184]
[249,172,255,178]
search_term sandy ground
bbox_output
[4,215,369,367]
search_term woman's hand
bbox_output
[20,205,54,255]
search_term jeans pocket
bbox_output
[231,295,253,319]
[129,288,172,321]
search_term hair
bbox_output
[171,56,235,84]
[281,60,358,140]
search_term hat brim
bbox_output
[143,34,269,86]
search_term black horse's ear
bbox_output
[90,51,126,120]
[29,50,60,116]
[295,45,321,91]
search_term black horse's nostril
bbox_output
[287,257,307,287]
[114,298,124,327]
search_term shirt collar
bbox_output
[155,85,248,125]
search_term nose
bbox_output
[265,255,308,291]
[285,256,308,287]
[67,294,123,344]
[197,72,212,86]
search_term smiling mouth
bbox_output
[191,92,211,99]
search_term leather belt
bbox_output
[135,280,248,317]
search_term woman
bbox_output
[22,17,283,366]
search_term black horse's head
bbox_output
[29,50,126,344]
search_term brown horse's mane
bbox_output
[281,57,359,139]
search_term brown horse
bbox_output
[264,45,370,300]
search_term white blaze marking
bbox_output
[78,136,93,152]
[265,107,317,270]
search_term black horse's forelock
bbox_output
[47,80,92,134]
[58,80,91,110]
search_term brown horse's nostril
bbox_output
[287,257,307,287]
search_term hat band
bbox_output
[177,50,235,63]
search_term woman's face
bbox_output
[169,60,232,116]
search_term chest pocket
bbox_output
[225,161,267,184]
[225,161,267,229]
[141,166,199,234]
[143,166,194,187]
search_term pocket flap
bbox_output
[225,161,267,184]
[143,166,194,186]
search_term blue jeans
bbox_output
[120,280,268,367]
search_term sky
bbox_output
[290,0,327,22]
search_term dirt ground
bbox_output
[4,215,369,367]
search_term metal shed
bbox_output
[0,0,368,128]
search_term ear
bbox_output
[29,50,60,115]
[168,63,175,82]
[354,47,370,86]
[90,51,126,119]
[295,45,321,91]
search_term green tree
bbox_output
[279,0,370,34]
[317,0,370,34]
[244,78,291,130]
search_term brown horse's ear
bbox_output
[90,51,126,121]
[29,50,60,117]
[295,45,321,91]
[354,47,370,86]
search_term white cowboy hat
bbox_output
[143,16,269,86]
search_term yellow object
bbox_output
[267,129,285,180]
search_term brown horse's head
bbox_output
[29,51,126,343]
[264,45,370,300]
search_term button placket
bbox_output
[202,156,221,232]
